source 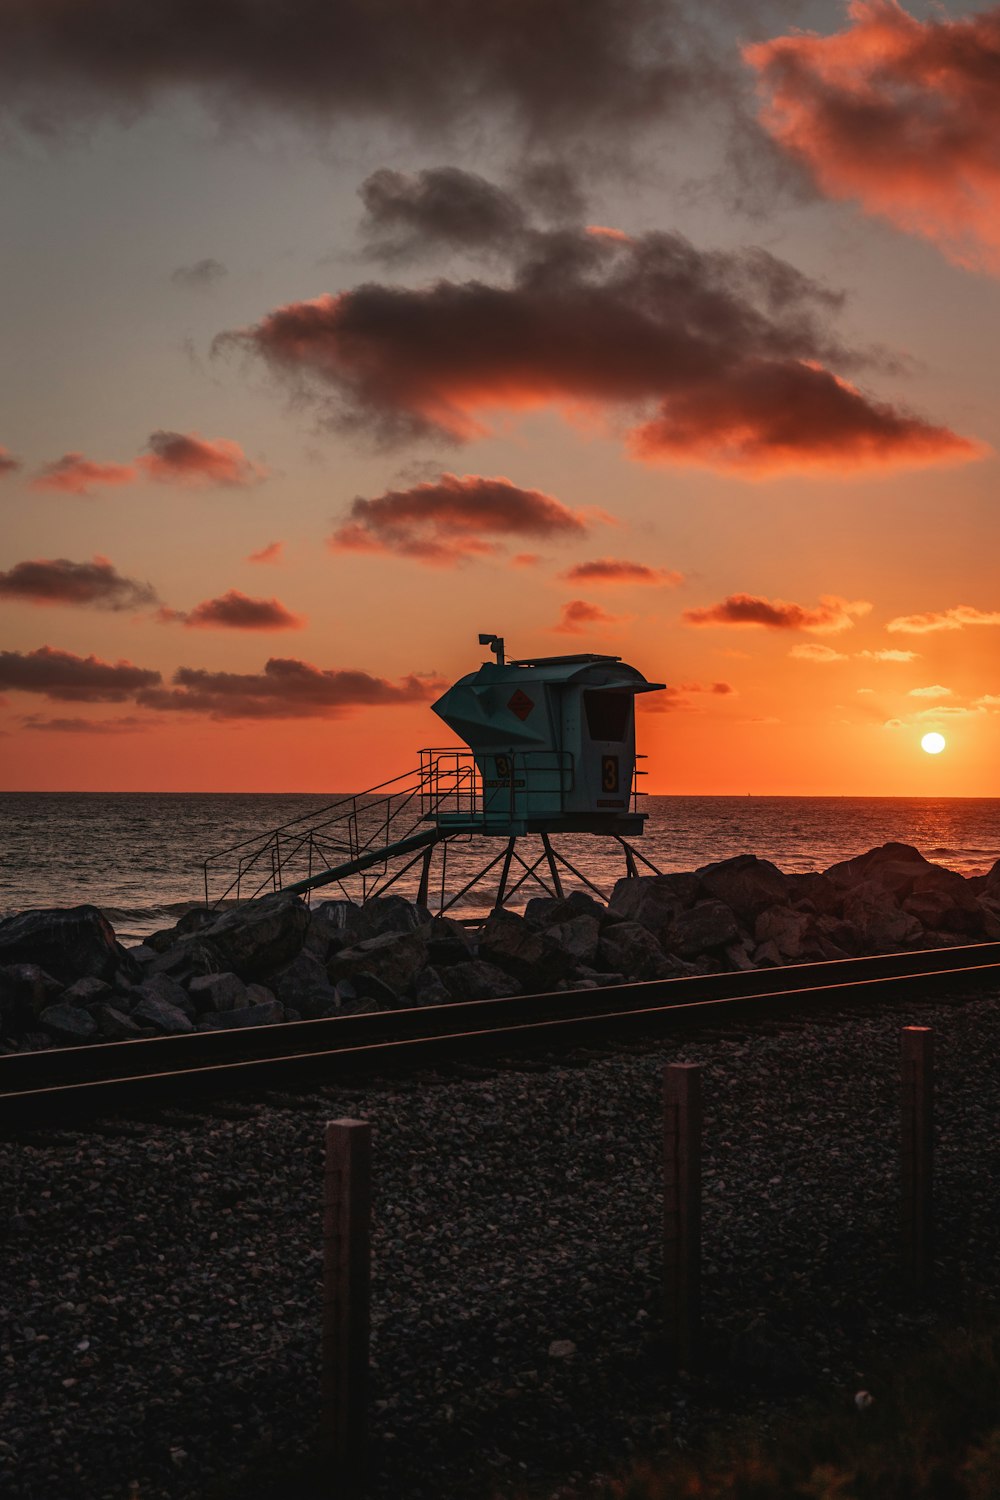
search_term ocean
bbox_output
[2,792,999,943]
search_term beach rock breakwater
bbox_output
[2,841,999,1051]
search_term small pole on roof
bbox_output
[478,632,505,665]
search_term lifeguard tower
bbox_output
[202,634,665,913]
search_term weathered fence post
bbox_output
[663,1062,702,1368]
[322,1119,372,1493]
[901,1026,934,1291]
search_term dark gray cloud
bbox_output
[170,258,228,290]
[0,0,725,144]
[360,168,529,263]
[20,714,152,733]
[137,658,446,719]
[0,555,158,610]
[219,220,979,473]
[330,471,588,566]
[0,646,161,702]
[158,589,306,630]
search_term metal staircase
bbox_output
[201,746,659,915]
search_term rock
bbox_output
[524,891,609,929]
[440,960,519,1002]
[785,872,841,916]
[753,907,814,962]
[144,906,217,953]
[477,910,575,991]
[983,859,1000,898]
[597,921,674,981]
[267,951,334,1012]
[125,943,158,966]
[545,914,600,967]
[38,1002,98,1043]
[200,999,285,1030]
[331,980,381,1016]
[413,967,453,1006]
[695,855,790,922]
[975,897,1000,941]
[353,973,402,1009]
[423,916,475,967]
[825,842,937,899]
[146,936,224,983]
[0,964,63,1023]
[547,1340,577,1359]
[901,888,984,937]
[314,895,430,947]
[130,992,195,1035]
[200,894,310,980]
[841,885,923,952]
[0,905,123,984]
[133,974,196,1020]
[187,971,249,1013]
[301,902,353,960]
[61,976,113,1007]
[607,873,702,936]
[328,928,428,996]
[95,1005,145,1041]
[666,900,742,957]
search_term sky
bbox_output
[1,0,998,796]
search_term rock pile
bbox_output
[1,842,998,1051]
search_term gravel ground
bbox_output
[3,986,1000,1499]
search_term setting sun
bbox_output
[921,732,947,755]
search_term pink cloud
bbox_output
[746,0,1000,273]
[683,593,871,634]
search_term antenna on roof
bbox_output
[478,632,505,665]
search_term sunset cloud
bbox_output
[550,600,623,635]
[31,453,135,496]
[629,359,977,476]
[0,556,158,611]
[908,684,951,699]
[222,222,978,475]
[683,593,872,634]
[562,558,684,587]
[246,541,284,564]
[138,431,265,487]
[137,659,445,720]
[886,605,1000,634]
[789,643,848,662]
[329,472,588,566]
[641,680,735,712]
[857,647,920,661]
[0,0,719,145]
[0,647,161,702]
[0,447,21,477]
[20,714,152,734]
[159,590,306,631]
[746,1,1000,272]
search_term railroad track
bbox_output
[3,941,999,1130]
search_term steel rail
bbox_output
[2,943,998,1129]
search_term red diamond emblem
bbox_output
[507,688,535,721]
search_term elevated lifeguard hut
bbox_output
[431,634,661,835]
[202,634,665,913]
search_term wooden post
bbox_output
[663,1063,702,1369]
[322,1119,372,1494]
[901,1027,934,1291]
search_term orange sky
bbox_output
[0,0,997,795]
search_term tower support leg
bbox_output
[540,833,565,899]
[416,843,434,909]
[495,837,517,909]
